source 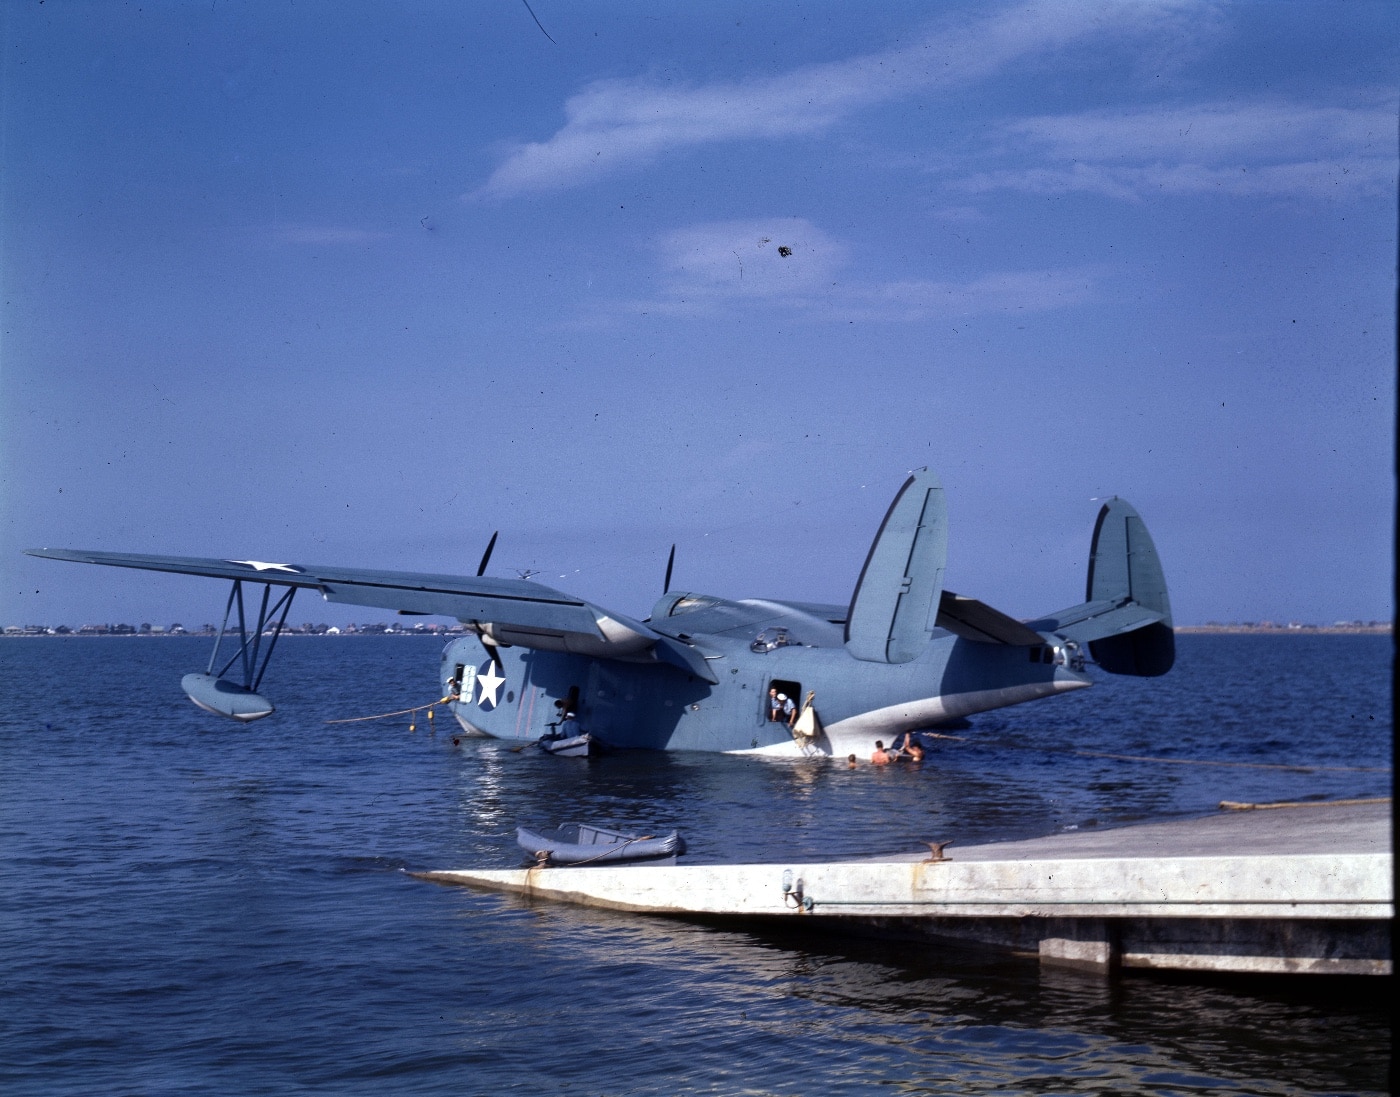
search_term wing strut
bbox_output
[183,579,296,722]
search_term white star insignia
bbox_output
[477,662,506,707]
[229,560,303,573]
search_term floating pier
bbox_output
[418,800,1392,976]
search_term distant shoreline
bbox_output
[1173,624,1391,635]
[0,629,461,638]
[4,624,1391,638]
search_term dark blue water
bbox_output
[1,634,1391,1094]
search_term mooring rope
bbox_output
[325,696,455,725]
[917,731,1389,773]
[1067,749,1389,773]
[1219,796,1390,810]
[531,834,660,868]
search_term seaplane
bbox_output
[26,469,1174,758]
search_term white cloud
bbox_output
[1010,101,1392,162]
[956,98,1398,200]
[844,269,1099,321]
[474,0,1212,199]
[655,219,847,302]
[622,217,1098,322]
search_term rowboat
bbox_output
[537,732,595,758]
[516,822,685,866]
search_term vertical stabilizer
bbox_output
[1085,499,1174,676]
[845,469,947,663]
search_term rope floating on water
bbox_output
[326,696,455,725]
[1219,796,1390,811]
[1068,749,1389,774]
[918,732,1390,773]
[531,835,659,868]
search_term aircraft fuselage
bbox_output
[440,593,1090,757]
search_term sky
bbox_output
[2,0,1395,631]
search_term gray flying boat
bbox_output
[26,469,1174,758]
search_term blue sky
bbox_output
[3,0,1395,629]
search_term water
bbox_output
[0,634,1391,1095]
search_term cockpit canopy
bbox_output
[750,627,794,653]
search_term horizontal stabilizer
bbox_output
[1024,599,1165,644]
[936,591,1045,646]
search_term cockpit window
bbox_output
[750,627,794,653]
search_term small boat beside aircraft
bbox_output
[536,731,596,758]
[534,707,597,756]
[517,823,685,866]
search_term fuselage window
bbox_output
[766,678,801,726]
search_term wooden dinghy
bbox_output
[516,822,685,867]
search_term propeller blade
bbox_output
[476,531,499,577]
[663,544,675,594]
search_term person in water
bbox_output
[871,740,893,765]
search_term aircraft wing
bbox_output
[24,548,718,679]
[26,547,602,629]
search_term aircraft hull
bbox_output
[440,632,1091,758]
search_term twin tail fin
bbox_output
[1026,498,1175,676]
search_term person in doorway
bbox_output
[769,689,796,726]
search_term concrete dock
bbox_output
[418,800,1392,976]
